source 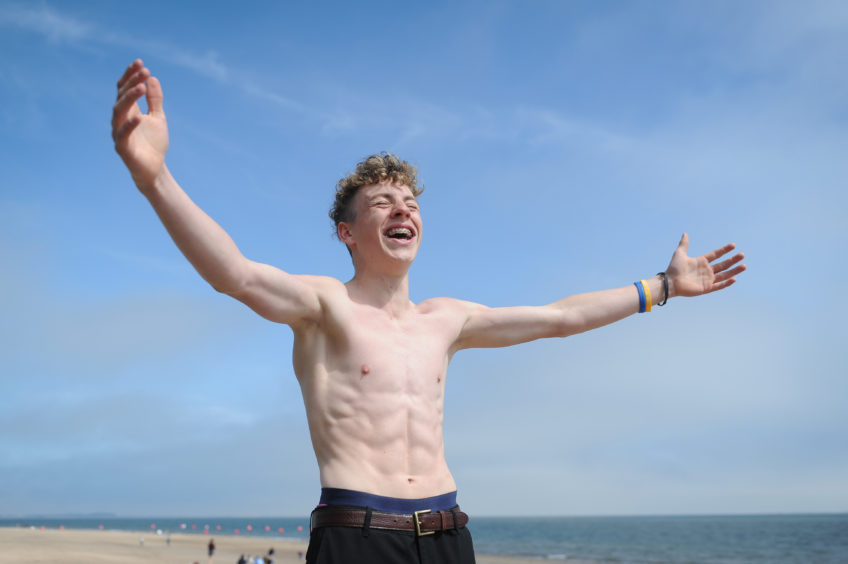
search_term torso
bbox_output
[292,277,467,499]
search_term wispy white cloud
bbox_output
[1,3,228,80]
[161,47,228,82]
[0,3,92,43]
[0,3,357,133]
[512,106,636,151]
[241,81,307,114]
[0,4,644,152]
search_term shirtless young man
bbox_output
[112,60,746,564]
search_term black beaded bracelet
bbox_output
[656,272,669,306]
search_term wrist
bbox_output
[659,273,670,305]
[634,273,670,313]
[135,164,170,198]
[649,273,669,307]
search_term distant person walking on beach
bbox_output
[208,538,215,563]
[112,59,746,564]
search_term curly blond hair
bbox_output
[329,153,423,238]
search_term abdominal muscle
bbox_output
[309,370,456,498]
[292,300,460,500]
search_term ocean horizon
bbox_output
[3,512,847,563]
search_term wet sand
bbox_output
[0,527,567,563]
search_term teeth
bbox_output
[386,227,413,238]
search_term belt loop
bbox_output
[449,508,459,532]
[361,507,372,538]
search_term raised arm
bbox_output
[453,234,745,351]
[111,60,321,326]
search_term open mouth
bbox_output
[384,226,415,240]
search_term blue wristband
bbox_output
[634,281,646,313]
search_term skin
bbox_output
[112,60,746,500]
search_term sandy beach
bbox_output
[0,527,561,564]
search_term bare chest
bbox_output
[341,308,453,391]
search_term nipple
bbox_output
[437,376,441,383]
[361,364,370,375]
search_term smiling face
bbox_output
[338,180,422,274]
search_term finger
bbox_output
[677,232,689,254]
[145,76,165,117]
[710,252,745,273]
[707,278,737,294]
[713,264,746,284]
[702,242,736,263]
[113,114,142,147]
[111,82,146,132]
[117,66,150,101]
[116,59,144,92]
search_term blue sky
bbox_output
[1,0,846,518]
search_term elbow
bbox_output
[210,280,234,295]
[554,310,584,339]
[207,268,250,297]
[211,276,248,297]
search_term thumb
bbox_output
[146,76,165,116]
[677,232,689,254]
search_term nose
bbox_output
[392,201,412,217]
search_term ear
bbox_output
[338,221,355,247]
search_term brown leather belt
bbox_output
[311,507,469,537]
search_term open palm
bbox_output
[666,233,746,298]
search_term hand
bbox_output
[666,233,746,298]
[111,59,169,189]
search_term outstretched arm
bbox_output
[453,234,746,351]
[111,60,321,326]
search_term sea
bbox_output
[2,513,847,563]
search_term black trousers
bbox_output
[306,523,476,564]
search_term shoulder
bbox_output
[415,298,491,353]
[293,274,356,313]
[291,274,349,300]
[269,274,348,332]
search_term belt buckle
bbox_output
[413,509,434,537]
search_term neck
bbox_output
[346,267,412,314]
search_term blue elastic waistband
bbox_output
[318,488,458,513]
